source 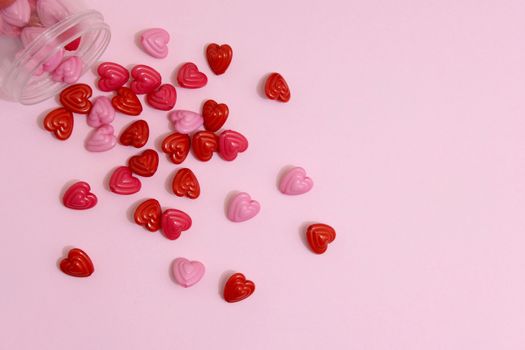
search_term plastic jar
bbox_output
[0,0,110,104]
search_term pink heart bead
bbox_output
[169,110,203,134]
[42,49,64,72]
[172,258,205,288]
[279,167,314,195]
[85,125,117,152]
[1,0,30,27]
[36,0,70,27]
[20,26,45,47]
[87,96,115,128]
[218,130,248,161]
[109,166,141,195]
[51,56,83,83]
[227,192,260,223]
[140,28,169,59]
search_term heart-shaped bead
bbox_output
[63,181,97,210]
[177,62,207,89]
[52,56,83,84]
[161,209,192,240]
[265,72,291,102]
[128,149,159,177]
[59,83,92,114]
[161,132,190,164]
[59,248,94,278]
[279,167,314,195]
[172,258,205,288]
[192,131,218,162]
[64,37,81,51]
[112,87,143,116]
[130,64,161,94]
[223,272,255,303]
[218,130,248,161]
[1,0,30,27]
[87,96,115,128]
[134,198,162,232]
[85,125,117,152]
[97,62,129,92]
[140,28,169,59]
[146,83,176,111]
[120,120,149,148]
[20,26,44,47]
[202,99,228,132]
[109,166,141,195]
[306,223,336,254]
[43,107,73,140]
[172,168,200,199]
[169,110,203,134]
[36,0,70,26]
[227,192,260,222]
[206,43,233,75]
[42,49,64,72]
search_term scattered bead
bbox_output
[43,107,73,140]
[172,258,205,288]
[172,168,200,199]
[120,120,149,148]
[279,167,313,195]
[128,149,159,177]
[87,96,115,128]
[306,223,336,254]
[140,28,169,59]
[192,131,218,162]
[130,64,161,94]
[206,43,233,75]
[223,272,255,303]
[265,72,290,102]
[109,166,141,195]
[97,62,129,92]
[177,62,207,89]
[146,83,177,111]
[161,208,192,240]
[227,192,260,222]
[85,124,117,152]
[59,248,94,277]
[161,132,190,164]
[169,110,203,134]
[59,83,92,114]
[112,87,143,116]
[202,99,228,132]
[62,181,97,210]
[134,198,162,232]
[218,130,248,161]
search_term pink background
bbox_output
[1,0,525,349]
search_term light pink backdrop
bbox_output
[1,0,525,349]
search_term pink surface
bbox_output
[1,0,525,349]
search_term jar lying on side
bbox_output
[0,0,110,104]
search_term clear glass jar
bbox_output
[0,0,110,104]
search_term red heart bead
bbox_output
[161,209,192,240]
[43,107,74,140]
[172,168,200,199]
[177,62,207,89]
[161,132,191,164]
[306,223,336,254]
[112,87,143,116]
[146,83,177,111]
[265,72,291,102]
[62,181,97,210]
[64,37,81,51]
[60,83,92,114]
[202,99,229,132]
[59,248,94,277]
[206,43,233,75]
[134,198,162,232]
[218,130,248,161]
[192,131,218,162]
[130,64,162,94]
[120,120,149,148]
[128,149,159,177]
[97,62,129,92]
[223,273,255,303]
[109,166,141,195]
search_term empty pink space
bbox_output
[1,0,525,349]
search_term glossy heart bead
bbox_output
[36,0,70,26]
[306,223,336,254]
[177,62,207,89]
[109,166,141,195]
[202,99,228,132]
[192,131,218,162]
[112,87,143,116]
[161,209,192,240]
[43,107,73,140]
[59,248,94,277]
[64,37,81,51]
[169,110,203,134]
[172,258,205,288]
[172,168,200,199]
[59,83,92,114]
[1,0,30,27]
[227,192,260,222]
[279,167,314,195]
[130,64,161,94]
[223,273,255,303]
[52,56,83,84]
[161,132,190,164]
[218,130,248,161]
[87,96,115,128]
[97,62,129,92]
[265,72,291,102]
[85,125,117,152]
[146,83,177,111]
[134,198,162,232]
[206,43,233,75]
[120,120,149,148]
[128,149,159,177]
[140,28,169,59]
[63,181,97,210]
